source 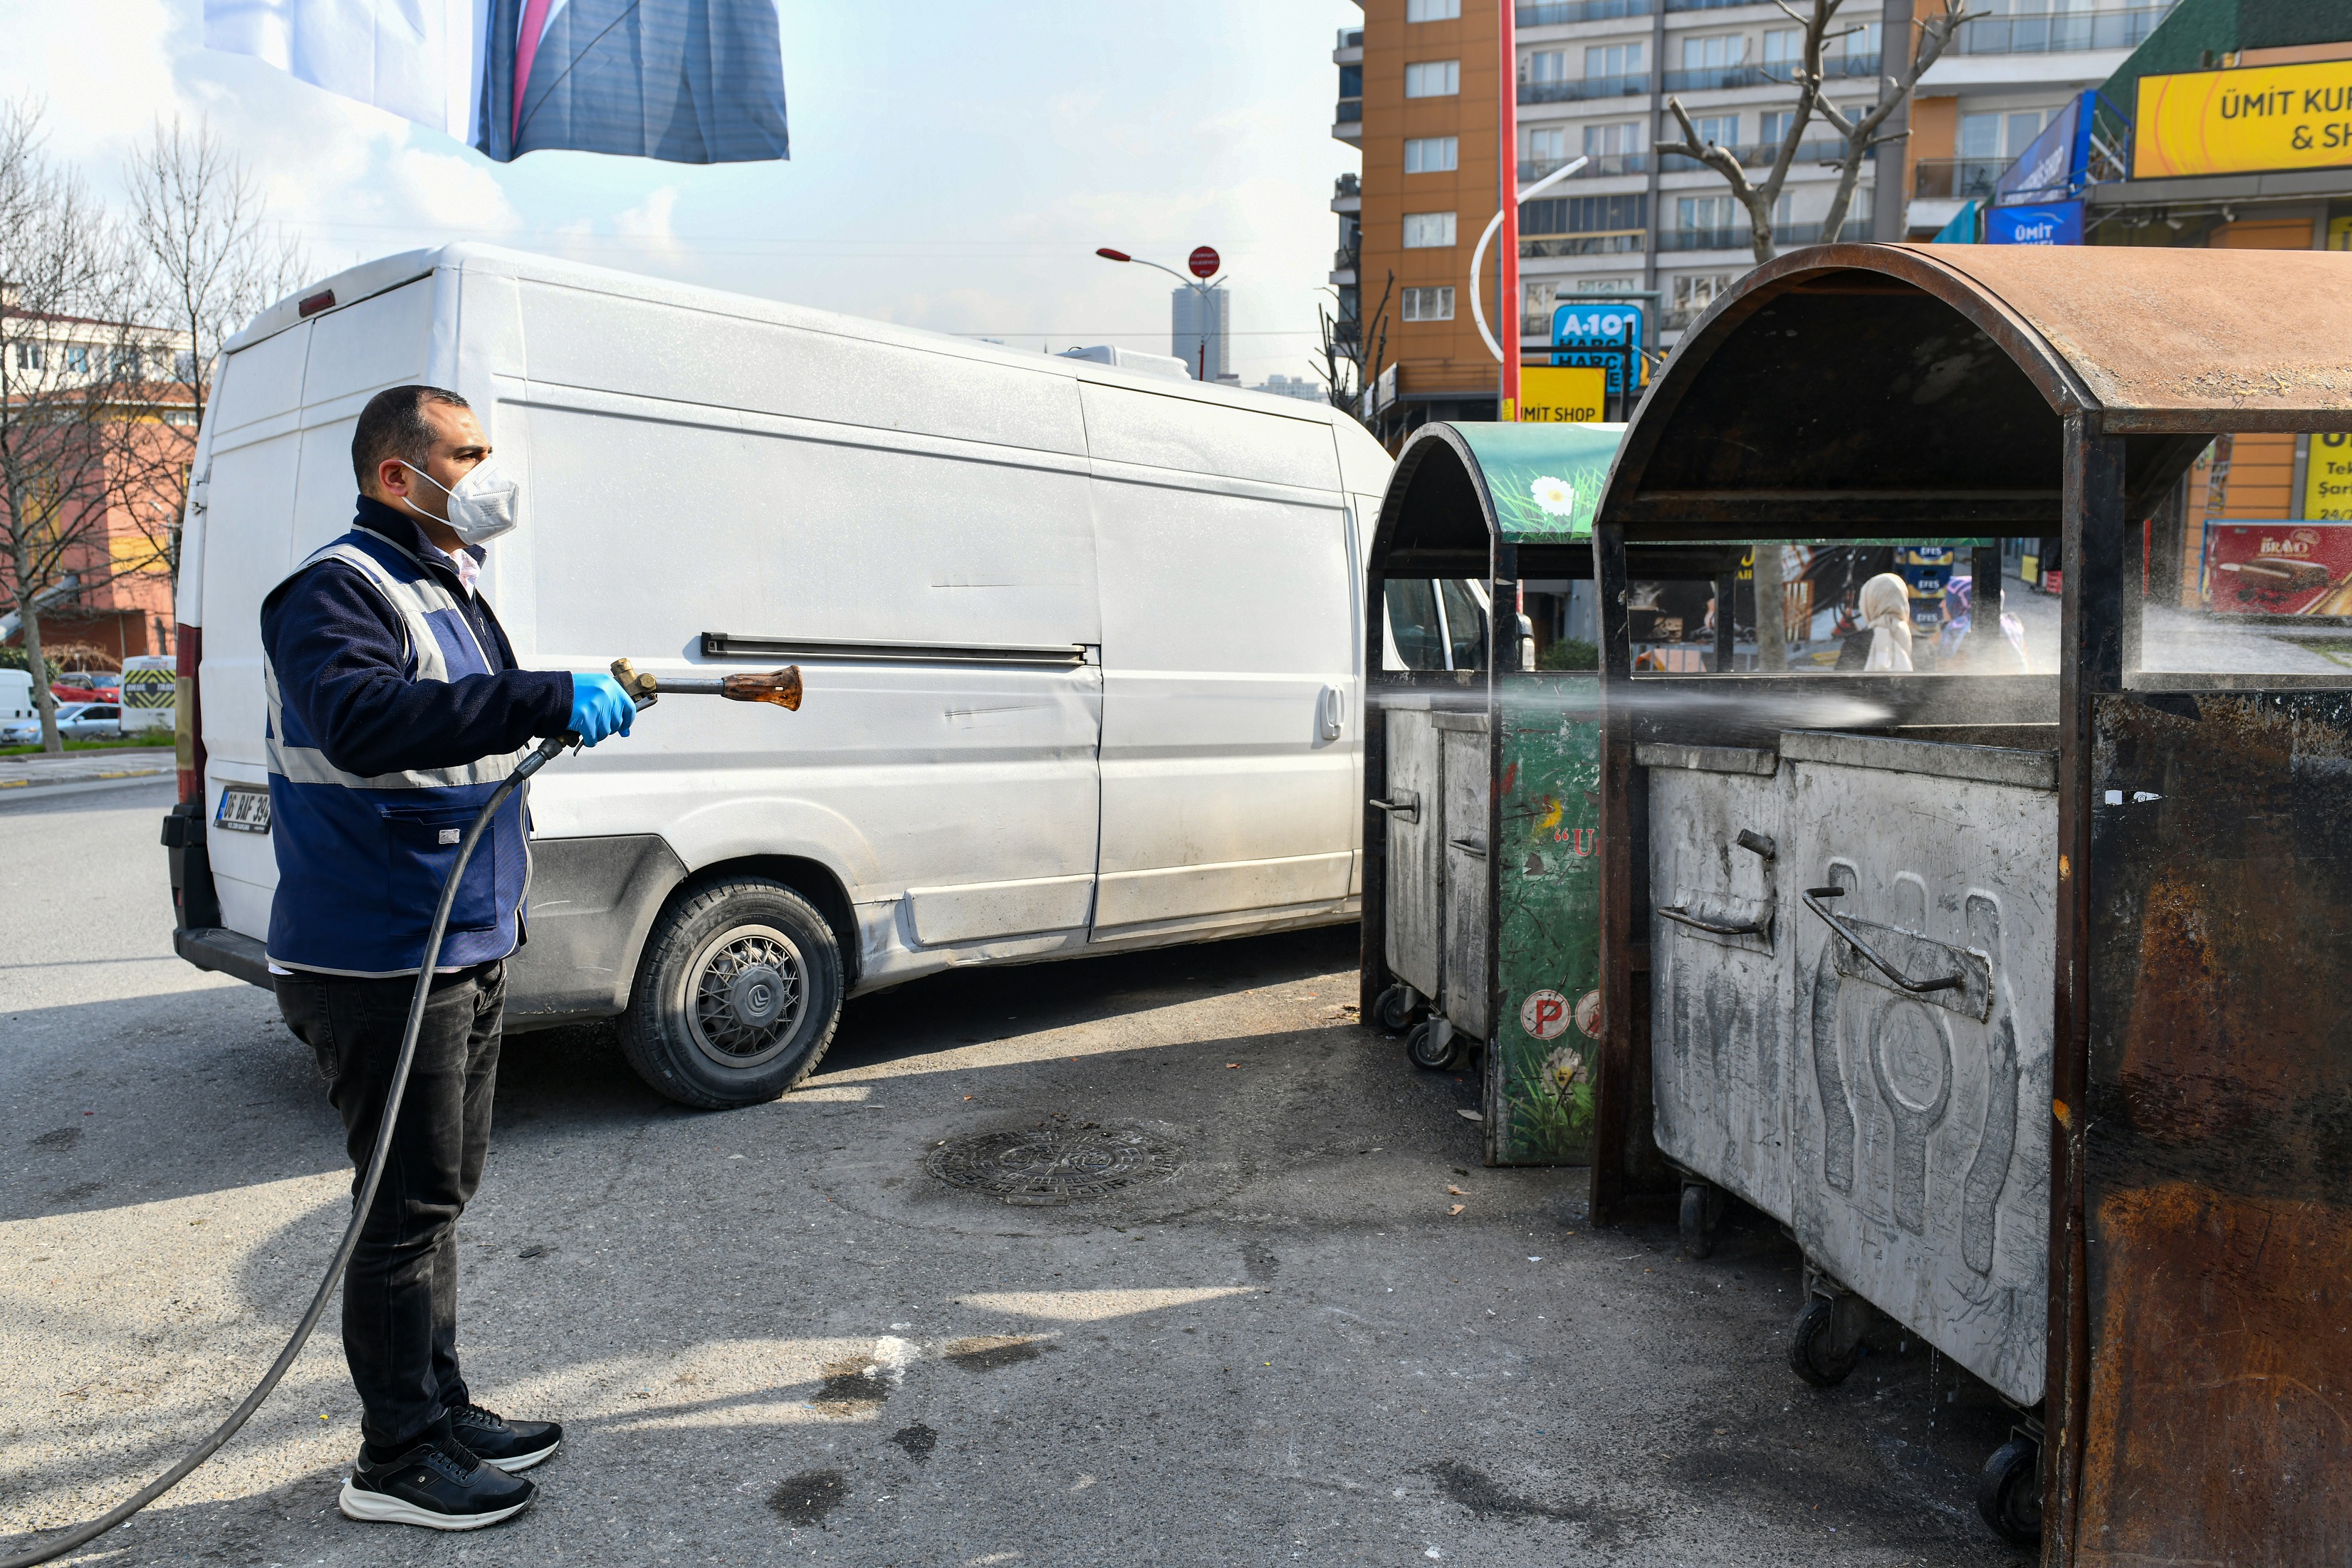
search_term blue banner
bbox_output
[1987,201,2084,245]
[1996,90,2091,206]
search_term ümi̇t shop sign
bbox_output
[2205,522,2352,615]
[2135,59,2352,178]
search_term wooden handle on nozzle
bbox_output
[721,667,803,710]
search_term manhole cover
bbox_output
[925,1126,1182,1206]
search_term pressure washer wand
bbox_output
[2,658,801,1568]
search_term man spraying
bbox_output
[259,385,637,1531]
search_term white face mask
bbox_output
[404,454,519,546]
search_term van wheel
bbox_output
[620,877,842,1109]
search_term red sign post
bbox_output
[1498,0,1520,420]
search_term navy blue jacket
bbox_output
[260,498,573,777]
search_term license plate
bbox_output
[214,783,273,835]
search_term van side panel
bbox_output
[1085,386,1357,934]
[509,287,1104,953]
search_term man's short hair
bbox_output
[351,385,471,488]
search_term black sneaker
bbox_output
[339,1431,535,1530]
[448,1402,564,1473]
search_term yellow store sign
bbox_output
[2308,433,2352,521]
[2136,60,2352,179]
[1516,365,1607,424]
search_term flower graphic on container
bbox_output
[1530,475,1577,517]
[1544,1043,1587,1101]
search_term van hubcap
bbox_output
[685,924,805,1069]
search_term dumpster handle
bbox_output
[1448,837,1488,859]
[1801,888,1965,995]
[1656,904,1770,937]
[1369,790,1420,824]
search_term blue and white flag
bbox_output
[204,0,790,164]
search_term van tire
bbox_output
[620,877,843,1109]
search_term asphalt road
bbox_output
[1,778,2026,1567]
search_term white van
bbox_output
[167,244,1407,1107]
[0,668,31,723]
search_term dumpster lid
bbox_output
[1600,242,2352,543]
[1371,422,1628,575]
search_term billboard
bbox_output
[1997,92,2090,204]
[2202,522,2352,615]
[1517,366,1607,424]
[2308,433,2352,521]
[2134,60,2352,179]
[1987,201,2084,244]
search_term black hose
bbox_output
[3,728,576,1568]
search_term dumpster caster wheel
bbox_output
[1374,983,1418,1033]
[1975,1437,2042,1545]
[1405,1019,1460,1072]
[1678,1181,1720,1260]
[1789,1295,1863,1387]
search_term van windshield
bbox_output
[1441,578,1487,670]
[1384,578,1489,671]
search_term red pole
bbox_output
[1498,0,1520,421]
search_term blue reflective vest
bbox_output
[264,530,530,978]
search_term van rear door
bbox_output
[1083,386,1357,936]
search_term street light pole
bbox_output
[1094,247,1231,382]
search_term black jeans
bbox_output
[276,961,504,1452]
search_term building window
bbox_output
[1681,34,1746,70]
[1584,120,1642,156]
[1523,50,1567,85]
[14,343,42,371]
[1522,193,1648,234]
[1762,28,1801,68]
[1844,22,1882,58]
[1402,286,1456,322]
[1584,43,1642,79]
[1403,211,1459,248]
[1670,273,1733,328]
[1693,114,1739,148]
[1759,110,1794,146]
[1528,126,1569,163]
[65,345,88,375]
[1405,135,1460,174]
[1404,60,1460,98]
[1678,194,1740,234]
[1406,0,1460,19]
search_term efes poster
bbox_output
[2135,60,2352,179]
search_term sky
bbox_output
[18,0,1361,385]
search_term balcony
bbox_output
[1950,5,2168,55]
[1520,231,1647,256]
[1666,0,1768,9]
[1657,217,1871,252]
[1334,172,1360,199]
[1336,100,1362,122]
[1912,156,2005,201]
[1661,52,1877,93]
[1659,138,1870,171]
[1520,70,1650,103]
[1337,26,1364,48]
[1517,0,1651,24]
[1520,152,1649,180]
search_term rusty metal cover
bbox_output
[1894,243,2352,426]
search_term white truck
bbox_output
[163,244,1440,1108]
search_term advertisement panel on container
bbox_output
[2202,521,2352,615]
[1987,201,2084,244]
[2134,60,2352,179]
[2307,432,2352,521]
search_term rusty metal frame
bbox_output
[1586,240,2352,1562]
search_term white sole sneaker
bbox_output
[338,1478,531,1530]
[480,1438,560,1473]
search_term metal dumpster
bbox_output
[1583,241,2352,1560]
[1361,421,1678,1164]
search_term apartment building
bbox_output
[1905,0,2175,237]
[1335,0,1508,435]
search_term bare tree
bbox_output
[0,102,152,754]
[1315,271,1394,437]
[119,117,309,587]
[1655,0,1974,266]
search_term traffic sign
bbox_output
[1188,246,1220,278]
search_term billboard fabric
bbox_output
[2203,522,2352,615]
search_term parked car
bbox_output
[2,702,121,744]
[166,243,1426,1112]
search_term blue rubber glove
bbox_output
[566,673,636,746]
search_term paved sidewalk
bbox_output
[0,746,174,792]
